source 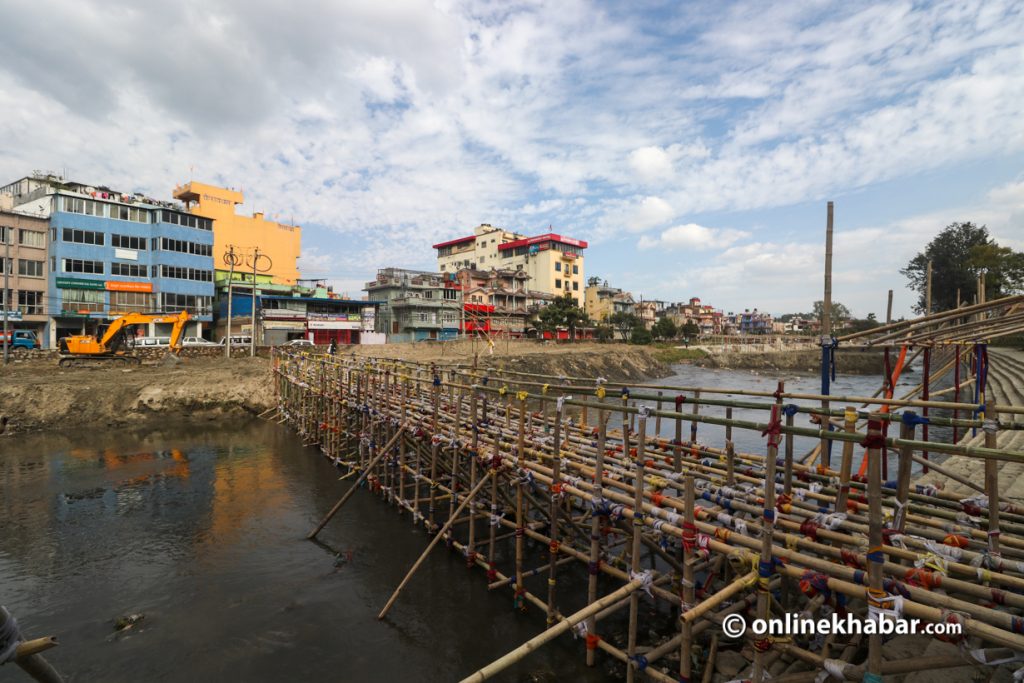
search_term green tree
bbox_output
[608,312,639,341]
[651,317,677,341]
[629,324,652,345]
[536,293,590,341]
[595,324,614,342]
[901,222,1024,313]
[680,321,700,339]
[811,300,851,326]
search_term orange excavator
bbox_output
[58,311,191,367]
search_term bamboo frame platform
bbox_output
[270,344,1024,682]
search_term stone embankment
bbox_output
[694,347,886,374]
[0,344,669,437]
[915,347,1024,500]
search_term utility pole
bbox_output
[925,259,933,315]
[250,247,260,358]
[224,245,241,359]
[3,229,9,366]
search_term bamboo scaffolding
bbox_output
[272,349,1024,683]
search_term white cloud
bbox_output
[0,0,1021,293]
[628,146,673,183]
[638,223,749,251]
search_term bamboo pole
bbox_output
[378,471,494,620]
[307,424,407,539]
[458,578,645,683]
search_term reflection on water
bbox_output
[0,420,608,682]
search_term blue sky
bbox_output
[1,0,1021,318]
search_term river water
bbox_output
[0,364,952,682]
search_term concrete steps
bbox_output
[916,347,1024,500]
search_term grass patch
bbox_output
[649,344,708,364]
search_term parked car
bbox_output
[284,338,314,347]
[134,336,171,347]
[219,335,253,347]
[182,337,221,347]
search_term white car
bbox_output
[182,337,221,347]
[134,336,170,347]
[284,338,314,347]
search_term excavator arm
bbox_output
[97,311,192,349]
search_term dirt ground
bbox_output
[0,356,274,436]
[0,342,668,436]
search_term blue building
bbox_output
[0,175,214,347]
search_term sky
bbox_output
[1,0,1022,318]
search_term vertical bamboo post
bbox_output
[894,420,915,533]
[752,381,783,682]
[725,440,735,487]
[922,348,931,473]
[820,200,834,471]
[546,399,565,626]
[467,387,480,561]
[783,409,794,496]
[656,391,663,434]
[835,407,856,513]
[585,407,608,667]
[690,389,700,447]
[626,414,647,683]
[865,417,885,681]
[680,472,695,683]
[515,393,527,603]
[428,370,441,528]
[984,399,1000,556]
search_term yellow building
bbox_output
[584,281,635,321]
[173,181,301,284]
[434,224,587,304]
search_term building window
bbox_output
[18,229,45,248]
[159,265,212,282]
[160,292,211,315]
[160,237,212,257]
[0,257,9,275]
[110,291,154,314]
[110,205,151,223]
[18,259,43,278]
[62,258,104,274]
[110,262,147,277]
[62,228,105,246]
[555,262,561,272]
[160,211,212,231]
[112,234,147,250]
[572,265,578,274]
[61,288,104,313]
[62,197,105,216]
[555,279,561,289]
[0,226,10,244]
[17,290,42,315]
[50,256,56,272]
[572,281,579,291]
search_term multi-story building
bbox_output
[456,267,530,337]
[0,205,50,344]
[364,268,461,342]
[737,308,773,335]
[584,280,635,322]
[434,224,587,304]
[0,174,214,346]
[664,297,725,336]
[173,181,301,285]
[214,278,381,346]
